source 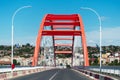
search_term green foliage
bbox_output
[114,59,118,65]
[89,60,92,65]
[108,59,120,66]
[94,58,98,64]
[13,59,20,65]
[88,45,120,66]
[0,45,4,50]
[91,58,99,66]
[26,43,30,47]
[13,59,17,64]
[57,54,72,58]
[23,48,31,52]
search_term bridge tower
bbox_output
[32,14,89,66]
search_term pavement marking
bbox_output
[49,70,60,80]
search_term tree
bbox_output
[114,59,118,65]
[26,43,30,47]
[92,58,98,65]
[89,60,92,65]
[108,61,114,66]
[0,45,4,50]
[13,59,20,65]
[13,59,17,65]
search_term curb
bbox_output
[73,68,118,80]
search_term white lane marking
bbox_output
[49,70,60,80]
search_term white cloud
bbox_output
[0,36,36,45]
[0,39,11,45]
[86,27,120,46]
[14,36,36,46]
[100,16,109,21]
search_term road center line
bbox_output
[49,70,60,80]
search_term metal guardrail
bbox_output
[73,66,118,80]
[84,66,120,77]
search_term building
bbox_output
[73,53,84,66]
[0,56,11,65]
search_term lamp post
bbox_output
[11,6,32,70]
[80,7,102,74]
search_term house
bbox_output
[73,53,84,66]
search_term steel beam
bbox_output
[44,22,80,26]
[32,15,47,66]
[46,14,79,21]
[52,26,75,29]
[78,15,89,66]
[42,30,81,36]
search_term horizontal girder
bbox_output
[46,14,79,21]
[42,30,81,36]
[44,22,80,26]
[52,26,75,29]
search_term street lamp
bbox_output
[80,7,102,74]
[11,6,32,70]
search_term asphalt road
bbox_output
[10,69,92,80]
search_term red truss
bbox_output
[32,14,89,67]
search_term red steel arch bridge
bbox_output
[32,14,89,67]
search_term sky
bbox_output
[0,0,120,46]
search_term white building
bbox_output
[73,53,84,66]
[0,56,10,62]
[56,58,72,66]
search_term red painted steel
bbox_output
[42,30,81,36]
[44,22,80,26]
[52,26,74,29]
[46,14,79,20]
[78,15,89,66]
[32,14,89,66]
[32,15,47,66]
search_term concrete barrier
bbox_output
[73,67,118,80]
[0,73,7,80]
[85,66,120,77]
[0,67,56,80]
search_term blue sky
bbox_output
[0,0,120,46]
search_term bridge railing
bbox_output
[0,66,56,80]
[84,66,120,77]
[0,66,47,73]
[73,66,119,80]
